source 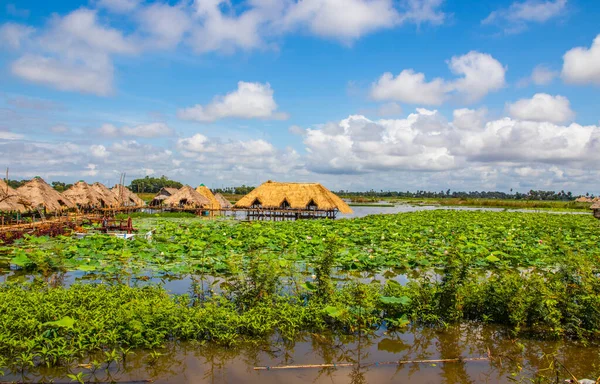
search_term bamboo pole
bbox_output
[254,356,490,370]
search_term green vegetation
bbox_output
[1,211,599,373]
[129,176,183,194]
[114,211,198,219]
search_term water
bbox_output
[3,326,599,383]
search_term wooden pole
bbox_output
[253,357,489,371]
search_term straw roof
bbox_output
[163,185,211,208]
[195,185,220,209]
[91,182,120,207]
[112,185,145,206]
[17,177,75,212]
[0,179,30,212]
[576,196,593,203]
[63,181,115,208]
[214,193,232,209]
[234,180,353,214]
[591,201,600,209]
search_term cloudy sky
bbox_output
[1,0,600,193]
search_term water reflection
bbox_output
[4,325,599,383]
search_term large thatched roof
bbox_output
[214,193,232,209]
[591,201,600,209]
[63,181,115,208]
[112,185,145,206]
[576,196,593,203]
[234,180,352,214]
[17,177,75,212]
[195,185,220,209]
[0,179,30,212]
[91,182,120,207]
[163,185,211,208]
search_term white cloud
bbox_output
[531,64,558,85]
[177,81,289,122]
[0,23,34,49]
[448,51,506,103]
[90,144,109,158]
[377,102,403,116]
[99,122,173,138]
[12,55,114,96]
[0,131,24,140]
[562,34,600,85]
[482,0,567,34]
[96,0,139,13]
[370,51,505,105]
[452,108,488,131]
[137,3,191,49]
[370,70,448,105]
[121,122,173,138]
[507,93,574,124]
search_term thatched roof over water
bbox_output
[195,185,220,209]
[17,177,75,212]
[234,180,353,214]
[112,185,145,206]
[63,181,115,208]
[0,179,30,212]
[214,193,232,209]
[163,185,211,208]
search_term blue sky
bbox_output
[1,0,600,193]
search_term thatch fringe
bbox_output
[195,185,220,209]
[63,181,115,208]
[163,185,211,208]
[234,180,352,214]
[0,179,31,212]
[112,185,145,206]
[17,177,76,212]
[214,193,232,209]
[91,182,120,207]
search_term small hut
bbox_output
[234,180,352,220]
[150,187,180,206]
[163,185,211,209]
[592,201,600,219]
[112,185,145,207]
[214,193,232,209]
[196,185,221,210]
[576,196,593,203]
[0,179,30,212]
[63,181,116,209]
[17,177,75,213]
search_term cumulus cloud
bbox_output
[137,3,191,49]
[177,81,289,123]
[518,64,558,87]
[99,122,173,138]
[370,51,505,105]
[562,34,600,85]
[507,93,574,124]
[482,0,567,34]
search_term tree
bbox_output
[128,176,183,194]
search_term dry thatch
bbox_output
[63,181,116,208]
[214,193,232,209]
[592,201,600,210]
[195,185,220,209]
[0,179,30,212]
[112,185,145,206]
[234,180,353,214]
[163,185,211,208]
[576,196,593,203]
[17,177,75,212]
[150,187,180,205]
[91,182,120,207]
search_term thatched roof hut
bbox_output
[91,182,120,207]
[592,201,600,219]
[17,177,75,212]
[112,185,145,206]
[63,181,115,208]
[234,180,352,214]
[576,196,592,203]
[195,185,220,209]
[0,179,30,212]
[150,187,180,206]
[214,193,232,209]
[163,185,211,208]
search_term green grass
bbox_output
[381,197,592,211]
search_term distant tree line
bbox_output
[128,176,183,193]
[212,185,255,195]
[335,189,587,201]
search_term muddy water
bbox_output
[3,326,599,383]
